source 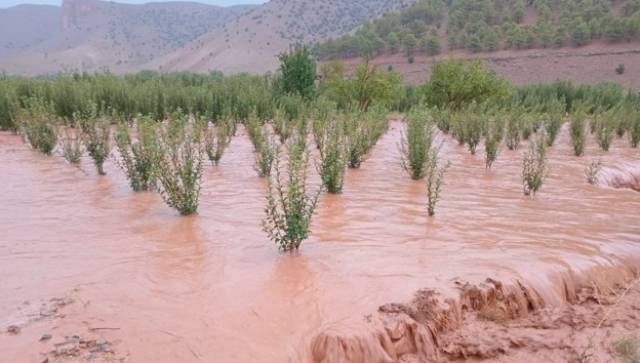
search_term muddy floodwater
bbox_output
[1,122,640,362]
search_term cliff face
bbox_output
[1,0,256,75]
[61,0,77,30]
[61,0,110,30]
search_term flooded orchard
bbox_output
[1,121,640,363]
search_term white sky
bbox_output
[0,0,266,8]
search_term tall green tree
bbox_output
[554,26,567,46]
[588,18,602,39]
[485,28,501,51]
[539,21,554,47]
[277,44,316,100]
[467,34,483,52]
[524,25,537,48]
[425,35,442,55]
[605,19,625,42]
[387,32,400,53]
[570,18,591,45]
[321,60,402,112]
[422,59,511,111]
[411,19,428,37]
[404,34,418,55]
[447,28,459,49]
[507,26,526,49]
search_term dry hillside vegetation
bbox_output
[312,0,640,59]
[0,5,61,58]
[143,0,422,74]
[0,0,255,75]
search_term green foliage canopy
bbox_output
[422,59,511,111]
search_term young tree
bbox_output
[485,28,501,51]
[539,22,554,47]
[321,60,402,112]
[404,33,418,55]
[422,59,511,111]
[554,27,567,46]
[387,32,399,53]
[277,44,316,100]
[524,26,537,48]
[511,1,526,23]
[425,35,441,55]
[447,28,459,50]
[467,34,483,52]
[604,19,624,42]
[507,26,526,49]
[624,15,640,41]
[411,19,428,37]
[588,18,602,39]
[571,19,591,45]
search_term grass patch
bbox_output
[613,335,640,361]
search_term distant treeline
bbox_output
[311,0,640,60]
[0,64,638,134]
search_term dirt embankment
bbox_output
[340,42,640,91]
[600,163,640,192]
[310,263,640,363]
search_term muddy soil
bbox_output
[1,121,639,363]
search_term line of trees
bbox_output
[311,0,640,60]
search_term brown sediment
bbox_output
[600,161,640,192]
[1,122,640,363]
[309,267,640,363]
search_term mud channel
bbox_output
[1,121,639,363]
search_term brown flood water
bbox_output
[1,121,640,362]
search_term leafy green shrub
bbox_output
[254,126,276,178]
[311,97,333,150]
[342,111,371,169]
[204,116,231,166]
[464,110,484,155]
[602,105,629,139]
[522,135,547,196]
[450,111,467,146]
[569,102,587,156]
[520,113,535,140]
[594,110,615,151]
[58,126,84,164]
[317,120,347,193]
[422,59,511,111]
[585,156,602,186]
[408,55,415,64]
[616,63,625,75]
[78,112,111,175]
[0,82,19,132]
[262,144,323,251]
[246,108,264,151]
[505,108,522,150]
[114,116,160,191]
[613,335,639,361]
[320,59,402,112]
[399,109,434,180]
[434,108,452,134]
[155,119,204,215]
[276,44,316,101]
[484,116,504,169]
[545,99,564,147]
[630,110,640,147]
[426,145,451,217]
[17,99,58,155]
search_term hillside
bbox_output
[311,0,640,60]
[0,0,256,75]
[0,4,61,58]
[140,0,421,74]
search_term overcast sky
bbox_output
[0,0,266,8]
